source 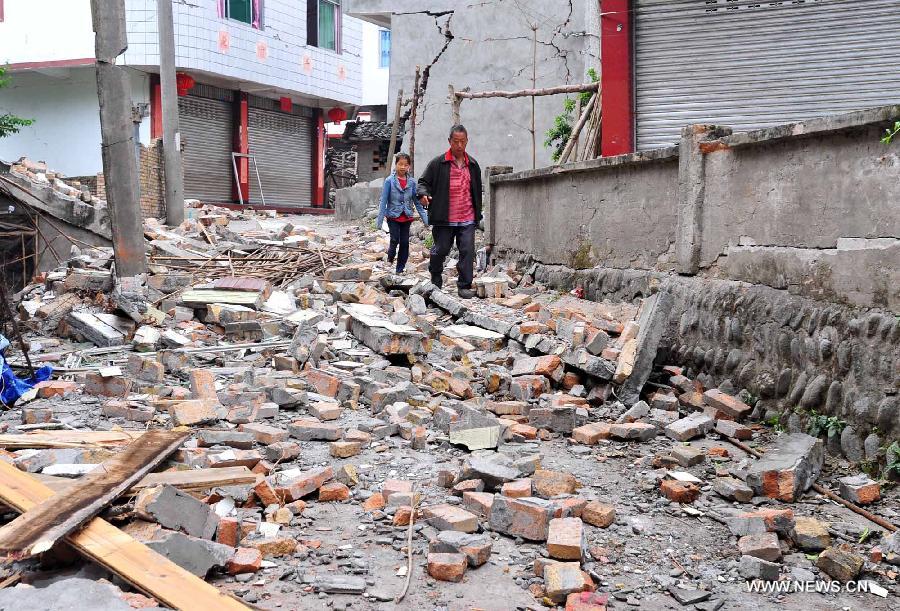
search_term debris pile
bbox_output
[0,209,895,610]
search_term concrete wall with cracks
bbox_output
[347,0,601,171]
[491,104,900,312]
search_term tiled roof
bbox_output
[343,120,394,142]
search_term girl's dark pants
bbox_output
[387,219,411,273]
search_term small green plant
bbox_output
[884,441,900,479]
[544,69,599,162]
[423,234,434,249]
[765,414,785,433]
[806,410,846,438]
[739,389,759,407]
[859,527,872,545]
[860,458,880,479]
[367,219,377,231]
[0,67,33,138]
[882,120,900,144]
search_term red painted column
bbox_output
[600,0,634,156]
[150,74,162,139]
[312,110,325,207]
[233,91,249,203]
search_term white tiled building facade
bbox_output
[0,0,370,209]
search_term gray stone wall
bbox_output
[492,105,900,312]
[527,263,899,463]
[347,0,601,172]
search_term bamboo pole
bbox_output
[409,66,421,175]
[558,93,597,165]
[455,82,599,100]
[385,88,404,177]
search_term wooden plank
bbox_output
[0,430,189,558]
[180,289,263,309]
[0,460,249,611]
[32,466,259,496]
[0,430,144,449]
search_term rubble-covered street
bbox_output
[0,181,895,611]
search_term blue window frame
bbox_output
[379,29,391,68]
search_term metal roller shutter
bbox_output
[178,93,234,203]
[248,108,314,207]
[634,0,900,150]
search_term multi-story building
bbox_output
[0,0,371,210]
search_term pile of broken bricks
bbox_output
[0,211,895,611]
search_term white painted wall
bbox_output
[360,21,388,106]
[0,0,94,65]
[124,0,363,106]
[0,68,152,176]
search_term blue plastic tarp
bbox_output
[0,334,53,407]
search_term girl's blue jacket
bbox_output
[376,172,429,229]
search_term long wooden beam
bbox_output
[0,460,249,610]
[455,82,599,100]
[0,430,188,558]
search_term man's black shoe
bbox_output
[457,288,475,299]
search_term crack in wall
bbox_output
[399,11,455,132]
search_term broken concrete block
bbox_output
[461,453,520,489]
[745,433,824,502]
[712,476,754,502]
[135,485,219,539]
[838,474,880,505]
[738,555,781,581]
[510,375,551,401]
[670,444,705,467]
[441,324,505,351]
[239,422,288,445]
[528,406,576,434]
[511,355,562,378]
[146,530,232,577]
[340,303,427,355]
[618,291,674,405]
[197,430,254,449]
[609,422,658,441]
[664,412,714,442]
[448,409,501,451]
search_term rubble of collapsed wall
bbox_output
[521,263,900,465]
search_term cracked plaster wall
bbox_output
[353,0,600,171]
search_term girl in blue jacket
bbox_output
[376,153,429,274]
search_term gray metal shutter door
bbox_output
[248,109,313,207]
[178,96,234,203]
[634,0,900,150]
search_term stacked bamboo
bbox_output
[557,90,602,165]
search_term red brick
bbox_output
[329,441,361,458]
[547,517,585,560]
[422,504,479,532]
[239,422,288,445]
[509,423,537,440]
[510,375,550,401]
[565,591,609,611]
[703,389,752,420]
[306,369,341,397]
[245,537,296,558]
[382,479,413,503]
[553,498,587,519]
[35,380,78,398]
[254,479,281,506]
[393,505,413,526]
[581,502,615,528]
[319,482,350,502]
[571,423,610,445]
[660,479,700,504]
[217,516,240,547]
[451,479,484,497]
[189,369,218,400]
[427,552,467,582]
[561,372,580,390]
[226,547,262,575]
[273,466,333,502]
[533,470,580,498]
[462,491,494,517]
[84,373,131,397]
[170,399,220,426]
[362,492,386,512]
[501,479,532,498]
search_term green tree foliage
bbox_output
[544,68,599,162]
[882,120,900,144]
[0,67,33,138]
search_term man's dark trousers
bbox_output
[429,224,475,289]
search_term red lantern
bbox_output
[327,107,348,124]
[175,73,196,96]
[280,96,292,112]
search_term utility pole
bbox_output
[89,0,147,278]
[157,0,185,226]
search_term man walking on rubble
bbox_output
[416,124,483,300]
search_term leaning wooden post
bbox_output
[385,88,403,176]
[449,83,461,125]
[409,66,421,175]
